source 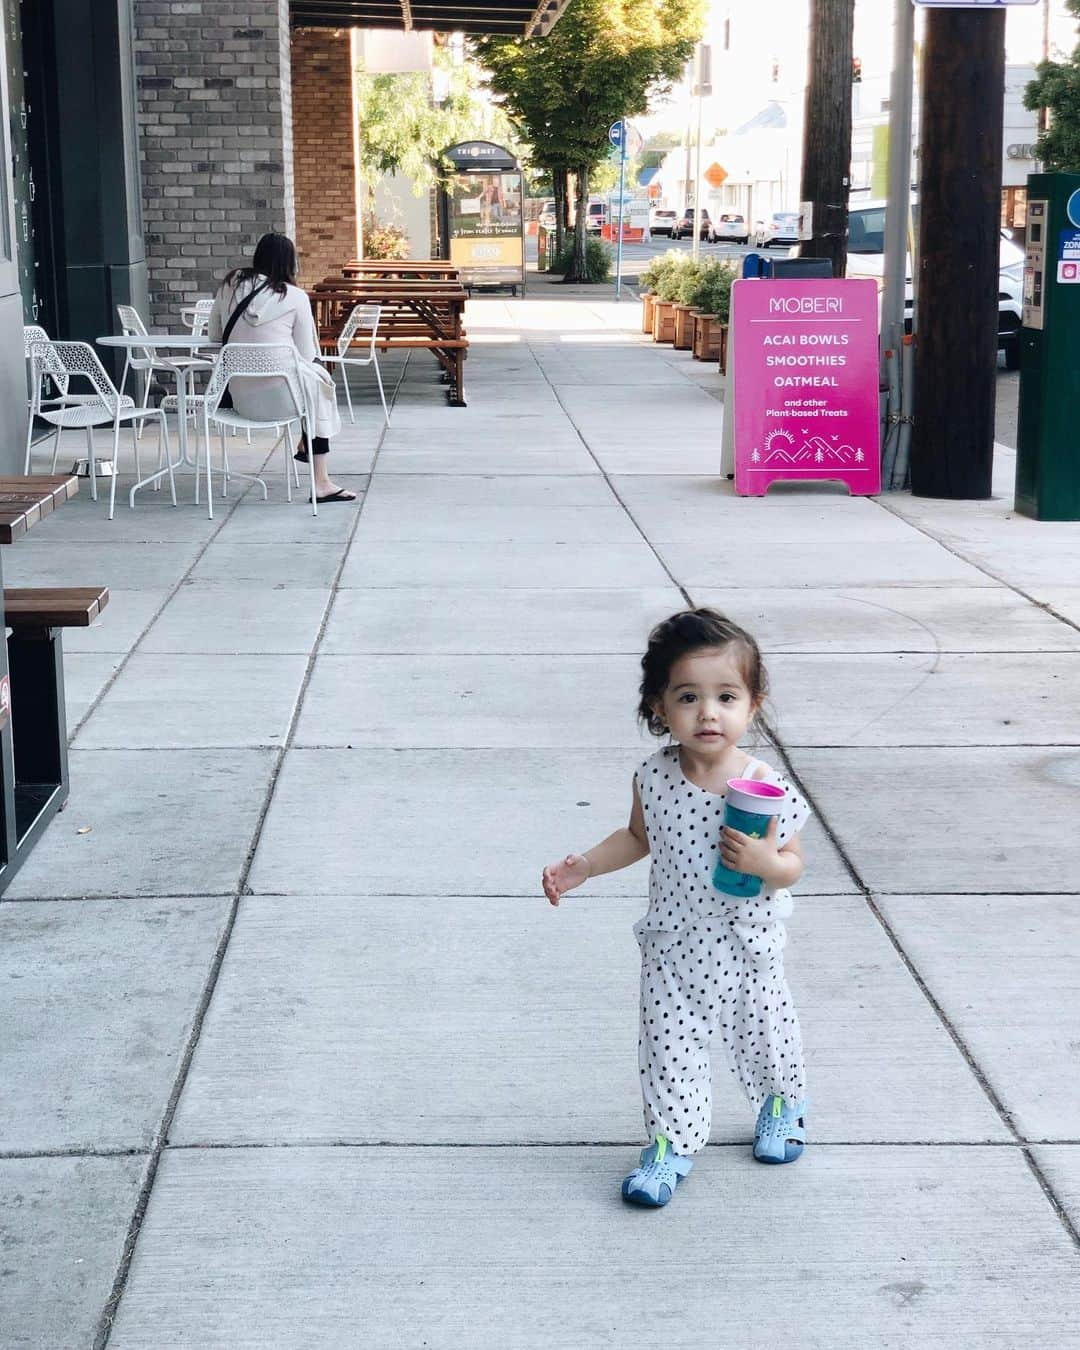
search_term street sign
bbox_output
[912,1,1038,7]
[704,162,728,189]
[608,120,643,156]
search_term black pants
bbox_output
[299,435,330,456]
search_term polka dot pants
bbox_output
[638,918,805,1157]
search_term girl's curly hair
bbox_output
[638,608,768,737]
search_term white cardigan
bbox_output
[208,276,341,439]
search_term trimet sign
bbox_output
[912,1,1038,7]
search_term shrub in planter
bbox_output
[689,261,737,363]
[650,253,687,344]
[673,260,709,349]
[702,260,736,324]
[550,237,614,282]
[638,250,683,295]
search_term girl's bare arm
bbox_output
[542,779,650,906]
[583,779,650,877]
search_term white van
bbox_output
[845,199,1023,369]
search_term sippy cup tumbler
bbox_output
[712,778,787,899]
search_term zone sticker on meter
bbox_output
[1058,229,1080,285]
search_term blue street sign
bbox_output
[1068,189,1080,230]
[608,120,625,150]
[912,1,1038,7]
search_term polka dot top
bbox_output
[633,744,811,942]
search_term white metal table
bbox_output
[97,333,218,472]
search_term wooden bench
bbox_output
[5,586,110,818]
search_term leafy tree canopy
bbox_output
[1025,0,1080,172]
[472,0,704,176]
[355,50,528,193]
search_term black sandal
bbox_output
[310,487,357,503]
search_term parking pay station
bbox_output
[1015,172,1080,520]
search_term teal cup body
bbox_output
[712,777,787,899]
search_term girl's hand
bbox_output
[720,817,780,882]
[542,853,590,907]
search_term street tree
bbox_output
[355,53,527,232]
[474,0,703,281]
[1025,0,1080,172]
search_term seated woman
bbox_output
[208,232,356,503]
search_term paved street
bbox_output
[3,283,1080,1348]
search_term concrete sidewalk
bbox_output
[3,293,1080,1348]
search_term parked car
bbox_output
[754,211,800,248]
[708,213,749,245]
[650,207,678,237]
[844,199,1024,369]
[586,200,608,234]
[673,207,711,240]
[537,199,556,230]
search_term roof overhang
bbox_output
[291,0,569,36]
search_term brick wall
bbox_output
[133,0,296,327]
[291,28,358,287]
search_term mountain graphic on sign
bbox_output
[798,435,860,464]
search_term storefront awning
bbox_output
[291,0,569,35]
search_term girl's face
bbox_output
[652,645,759,757]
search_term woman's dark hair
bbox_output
[638,608,768,737]
[224,232,298,296]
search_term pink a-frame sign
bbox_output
[732,278,881,496]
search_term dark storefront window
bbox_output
[5,0,50,328]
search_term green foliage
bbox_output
[362,221,411,260]
[640,253,736,314]
[355,54,526,195]
[1025,1,1080,172]
[640,130,682,171]
[473,0,704,279]
[550,237,614,281]
[674,258,710,304]
[638,248,684,293]
[700,259,736,321]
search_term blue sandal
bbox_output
[753,1095,806,1164]
[621,1135,693,1207]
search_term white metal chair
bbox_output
[29,341,176,518]
[181,297,215,341]
[23,325,106,473]
[116,303,212,434]
[319,303,389,425]
[199,343,317,518]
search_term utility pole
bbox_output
[691,44,710,261]
[798,0,855,277]
[910,8,1005,499]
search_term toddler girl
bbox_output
[541,608,811,1207]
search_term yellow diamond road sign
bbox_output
[704,163,728,189]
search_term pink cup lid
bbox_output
[727,778,785,799]
[725,778,786,817]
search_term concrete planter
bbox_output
[641,292,655,333]
[673,303,695,350]
[651,298,677,344]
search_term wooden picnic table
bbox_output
[310,281,470,408]
[340,259,460,281]
[0,474,89,893]
[0,474,78,543]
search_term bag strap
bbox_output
[222,280,270,345]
